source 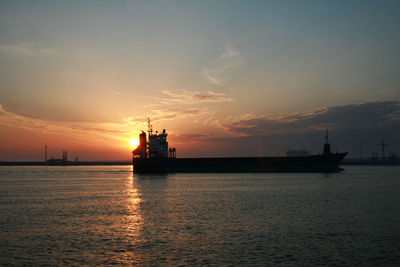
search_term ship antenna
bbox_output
[323,129,331,155]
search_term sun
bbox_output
[129,138,140,149]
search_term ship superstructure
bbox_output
[133,119,175,159]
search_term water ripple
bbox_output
[0,166,399,265]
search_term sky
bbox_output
[0,0,399,161]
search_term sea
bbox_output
[0,165,399,266]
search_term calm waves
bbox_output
[1,166,399,265]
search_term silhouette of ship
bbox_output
[132,120,347,173]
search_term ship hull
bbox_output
[132,153,347,173]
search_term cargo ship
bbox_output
[132,121,347,173]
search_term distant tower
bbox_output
[62,150,68,161]
[375,140,388,159]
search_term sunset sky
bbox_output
[1,0,399,161]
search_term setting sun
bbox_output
[129,138,140,149]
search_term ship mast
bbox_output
[147,117,153,137]
[325,129,329,144]
[323,129,331,155]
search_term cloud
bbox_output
[0,104,133,143]
[123,107,212,124]
[111,90,122,95]
[0,101,212,146]
[172,101,400,157]
[0,43,56,56]
[161,90,233,104]
[220,101,400,136]
[2,102,399,158]
[202,43,245,86]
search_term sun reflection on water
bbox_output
[113,170,171,264]
[106,171,145,264]
[122,171,143,239]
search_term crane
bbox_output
[375,140,388,159]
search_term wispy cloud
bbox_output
[161,90,233,104]
[111,90,122,96]
[0,99,213,144]
[123,107,213,124]
[0,104,133,143]
[0,43,56,56]
[202,43,245,86]
[219,101,400,136]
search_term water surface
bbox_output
[1,166,399,265]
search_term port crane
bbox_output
[375,140,388,159]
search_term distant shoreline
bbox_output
[341,158,400,166]
[1,159,399,166]
[0,161,132,166]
